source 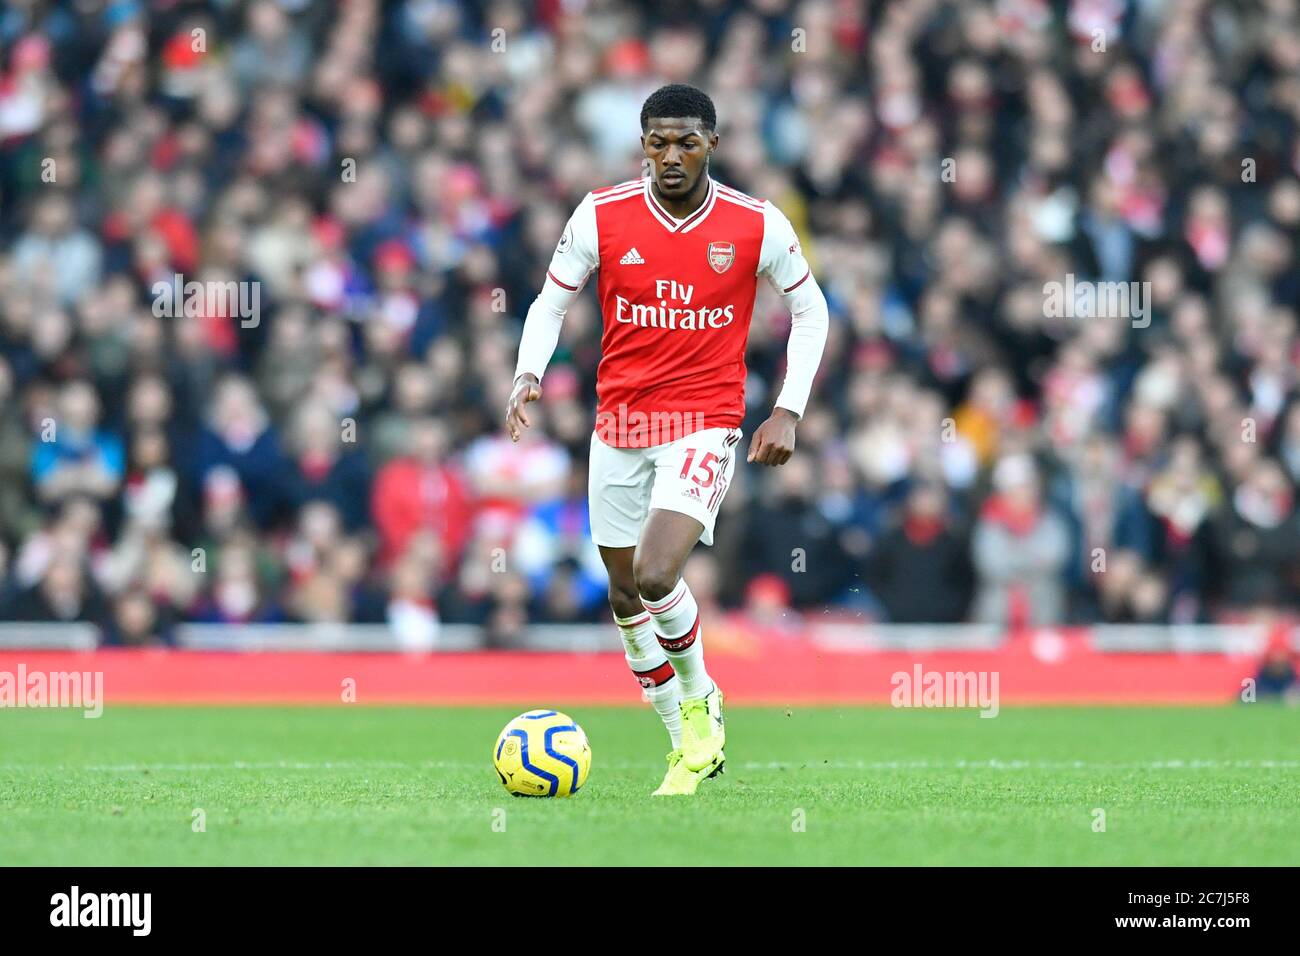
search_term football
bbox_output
[493,710,592,797]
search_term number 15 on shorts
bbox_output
[679,448,720,488]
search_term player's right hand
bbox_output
[506,374,542,442]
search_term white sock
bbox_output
[615,609,682,748]
[641,579,711,700]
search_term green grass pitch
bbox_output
[2,705,1298,865]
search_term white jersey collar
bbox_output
[643,175,717,234]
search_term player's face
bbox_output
[641,117,718,199]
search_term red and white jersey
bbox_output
[544,176,812,448]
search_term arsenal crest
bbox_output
[707,241,735,274]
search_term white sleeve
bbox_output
[758,202,828,419]
[758,200,811,293]
[546,192,599,290]
[513,193,600,383]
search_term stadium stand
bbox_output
[0,0,1298,667]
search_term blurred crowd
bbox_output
[1,0,1299,646]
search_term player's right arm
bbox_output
[506,192,599,442]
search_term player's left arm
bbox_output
[747,201,829,466]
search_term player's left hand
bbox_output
[747,408,798,465]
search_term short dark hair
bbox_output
[640,84,716,132]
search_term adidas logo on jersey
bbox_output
[620,247,646,265]
[682,486,702,501]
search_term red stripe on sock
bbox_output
[632,659,676,688]
[656,615,700,652]
[643,587,686,615]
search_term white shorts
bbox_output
[588,426,743,548]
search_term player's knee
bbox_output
[607,580,641,618]
[632,556,678,603]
